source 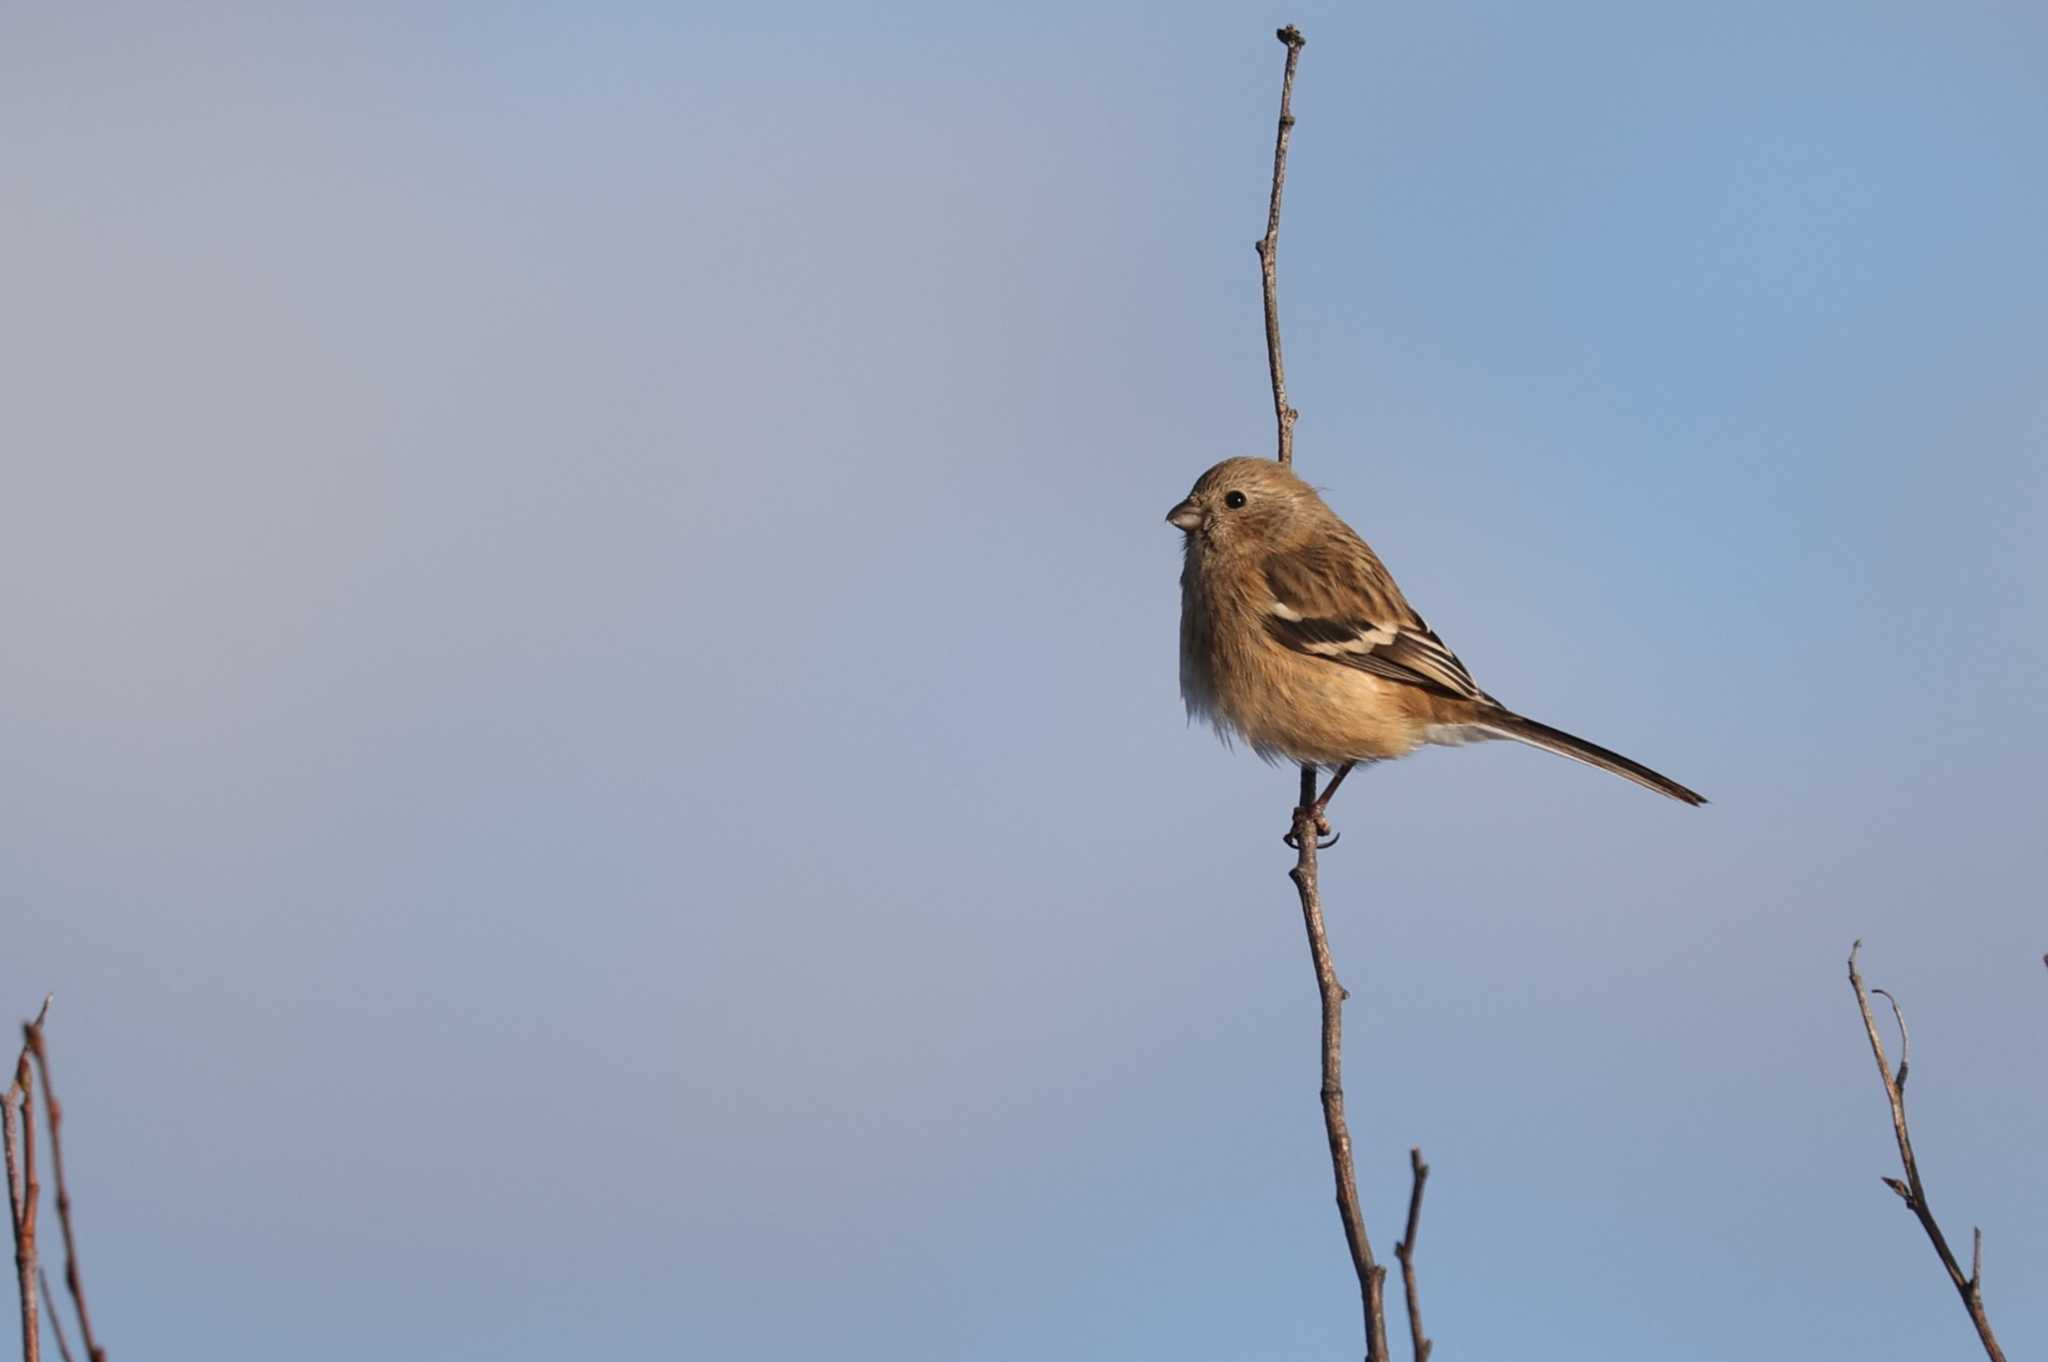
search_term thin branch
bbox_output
[2,1094,31,1362]
[37,1271,75,1362]
[1257,25,1307,466]
[24,1023,105,1362]
[1393,1147,1432,1362]
[7,996,51,1362]
[1846,942,2004,1362]
[1870,987,1909,1089]
[1290,770,1389,1362]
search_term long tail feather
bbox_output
[1480,711,1706,806]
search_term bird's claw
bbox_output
[1283,811,1339,850]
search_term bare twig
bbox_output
[24,1023,105,1362]
[2,1095,31,1362]
[1847,942,2004,1362]
[1393,1147,1432,1362]
[1289,782,1389,1362]
[38,1271,75,1362]
[1258,25,1306,466]
[6,996,52,1362]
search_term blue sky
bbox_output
[3,3,2044,1358]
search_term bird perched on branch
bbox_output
[1168,457,1704,824]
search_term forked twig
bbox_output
[24,1023,105,1362]
[1393,1147,1432,1362]
[1846,942,2004,1362]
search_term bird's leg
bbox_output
[1284,761,1354,849]
[1310,761,1354,818]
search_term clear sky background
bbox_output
[3,3,2044,1359]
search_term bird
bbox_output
[1168,456,1704,828]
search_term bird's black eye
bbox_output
[1224,490,1248,509]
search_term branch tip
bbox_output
[1258,23,1306,464]
[1847,949,2006,1361]
[1395,1145,1432,1362]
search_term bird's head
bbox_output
[1165,456,1330,558]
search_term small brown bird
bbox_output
[1169,457,1704,819]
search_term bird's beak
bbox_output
[1165,497,1202,531]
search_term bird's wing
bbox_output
[1261,540,1493,703]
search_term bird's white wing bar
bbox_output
[1261,598,1491,703]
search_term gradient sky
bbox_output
[3,3,2045,1359]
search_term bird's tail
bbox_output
[1479,711,1706,806]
